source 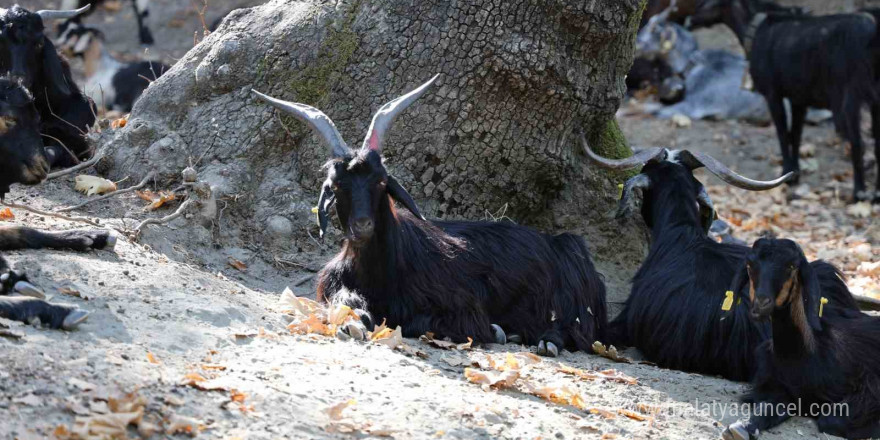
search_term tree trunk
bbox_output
[96,0,648,303]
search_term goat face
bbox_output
[323,151,390,245]
[0,77,48,196]
[0,5,88,96]
[252,75,438,243]
[0,6,46,88]
[733,238,823,331]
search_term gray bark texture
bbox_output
[95,0,649,303]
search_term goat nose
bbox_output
[757,297,773,310]
[353,218,373,233]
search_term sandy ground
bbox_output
[0,1,878,439]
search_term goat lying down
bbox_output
[585,143,859,381]
[252,76,608,356]
[60,0,153,45]
[0,5,98,169]
[56,23,168,112]
[0,76,115,330]
[723,239,880,440]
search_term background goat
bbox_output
[0,76,115,330]
[585,144,859,381]
[252,76,607,357]
[0,5,97,169]
[709,0,878,202]
[722,239,880,440]
[60,0,152,45]
[56,23,167,112]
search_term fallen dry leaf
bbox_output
[136,190,177,211]
[592,341,632,363]
[419,333,473,350]
[0,207,13,221]
[464,367,520,389]
[166,413,204,436]
[227,257,248,271]
[326,399,356,421]
[110,116,127,129]
[146,352,160,364]
[558,365,638,385]
[618,408,649,421]
[524,382,588,410]
[75,175,117,196]
[278,287,322,316]
[371,325,404,349]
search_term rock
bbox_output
[267,216,294,239]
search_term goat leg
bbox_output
[870,103,880,203]
[787,103,807,178]
[0,296,89,330]
[766,95,797,182]
[0,226,116,252]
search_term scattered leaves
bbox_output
[74,175,117,196]
[166,413,204,437]
[136,190,177,211]
[326,399,356,421]
[227,257,247,271]
[110,116,127,129]
[464,367,520,389]
[592,341,632,363]
[146,352,160,364]
[419,332,473,350]
[0,207,13,220]
[558,365,638,385]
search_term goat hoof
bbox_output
[13,281,45,299]
[335,327,352,341]
[722,421,753,440]
[105,232,118,251]
[491,324,506,344]
[537,341,559,357]
[62,309,90,331]
[508,334,522,344]
[336,321,366,342]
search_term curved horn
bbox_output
[617,173,652,218]
[251,89,351,158]
[678,150,795,190]
[36,4,90,20]
[581,134,667,170]
[362,74,439,152]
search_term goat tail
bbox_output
[548,233,608,353]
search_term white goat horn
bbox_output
[361,74,439,152]
[251,89,352,158]
[36,4,90,21]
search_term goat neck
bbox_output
[644,165,706,239]
[770,300,816,359]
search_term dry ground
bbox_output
[0,1,877,440]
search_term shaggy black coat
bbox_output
[724,239,880,439]
[608,160,857,381]
[317,150,607,351]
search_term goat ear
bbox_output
[722,263,749,318]
[387,175,425,221]
[697,186,715,235]
[41,38,72,97]
[316,183,335,239]
[798,257,823,332]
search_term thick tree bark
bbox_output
[97,0,648,303]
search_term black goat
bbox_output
[0,4,98,169]
[585,143,859,381]
[711,0,878,202]
[722,239,880,440]
[60,0,152,45]
[0,76,115,330]
[56,23,167,112]
[252,76,607,356]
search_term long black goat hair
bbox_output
[723,238,880,440]
[584,143,859,381]
[251,76,607,357]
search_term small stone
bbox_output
[267,216,294,239]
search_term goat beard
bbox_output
[0,116,15,135]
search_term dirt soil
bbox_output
[0,1,878,440]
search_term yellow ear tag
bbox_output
[722,291,734,311]
[617,183,624,199]
[819,297,828,318]
[311,206,319,214]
